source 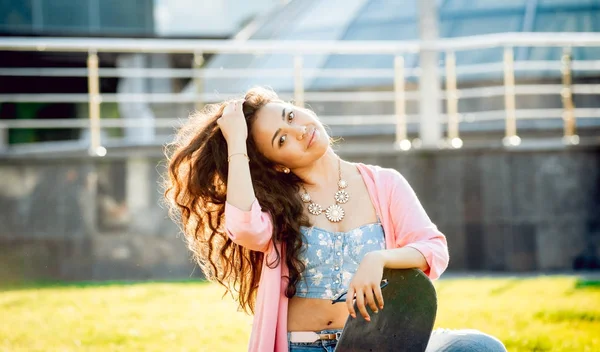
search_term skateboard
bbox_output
[334,268,437,352]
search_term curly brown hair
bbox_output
[163,87,310,314]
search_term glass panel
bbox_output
[285,28,340,40]
[315,21,418,90]
[42,0,89,32]
[253,0,363,40]
[455,48,505,66]
[293,0,364,31]
[0,0,33,32]
[203,76,293,95]
[534,11,599,32]
[310,54,398,90]
[257,54,296,70]
[250,0,312,39]
[538,0,598,6]
[207,54,260,70]
[527,46,567,61]
[441,15,519,64]
[320,54,393,70]
[343,21,418,40]
[100,0,153,34]
[441,14,523,37]
[354,0,417,23]
[443,0,528,10]
[530,11,600,61]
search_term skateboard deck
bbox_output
[335,268,437,352]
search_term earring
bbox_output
[283,168,290,174]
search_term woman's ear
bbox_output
[275,166,291,174]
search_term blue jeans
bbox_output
[425,329,507,352]
[288,328,507,352]
[288,329,341,352]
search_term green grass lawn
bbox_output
[1,276,599,352]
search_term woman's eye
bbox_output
[288,111,294,122]
[279,135,287,146]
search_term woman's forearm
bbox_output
[226,141,256,211]
[370,247,430,273]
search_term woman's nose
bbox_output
[296,125,308,140]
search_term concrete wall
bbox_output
[0,144,598,282]
[0,158,194,282]
[344,146,600,272]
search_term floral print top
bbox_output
[294,222,386,299]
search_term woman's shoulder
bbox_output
[355,163,404,184]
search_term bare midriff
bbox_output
[287,296,349,331]
[287,164,376,332]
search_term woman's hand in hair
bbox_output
[346,251,385,322]
[217,99,248,147]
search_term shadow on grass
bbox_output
[489,278,523,295]
[504,336,553,352]
[574,278,600,290]
[0,279,209,293]
[535,310,600,323]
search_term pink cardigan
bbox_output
[224,163,449,352]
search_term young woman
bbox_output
[164,87,506,351]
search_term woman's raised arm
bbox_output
[218,100,273,252]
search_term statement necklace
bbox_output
[300,158,349,223]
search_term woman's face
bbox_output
[251,102,330,169]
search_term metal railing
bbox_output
[1,32,600,155]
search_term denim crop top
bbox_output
[294,222,386,299]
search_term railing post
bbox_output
[418,0,442,149]
[294,56,304,108]
[560,48,579,145]
[193,51,205,111]
[393,55,410,151]
[87,49,104,156]
[445,51,462,149]
[503,46,521,147]
[0,122,7,152]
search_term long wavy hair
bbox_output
[164,87,310,314]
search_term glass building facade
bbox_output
[205,0,600,92]
[0,0,154,37]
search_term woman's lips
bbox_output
[308,129,317,148]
